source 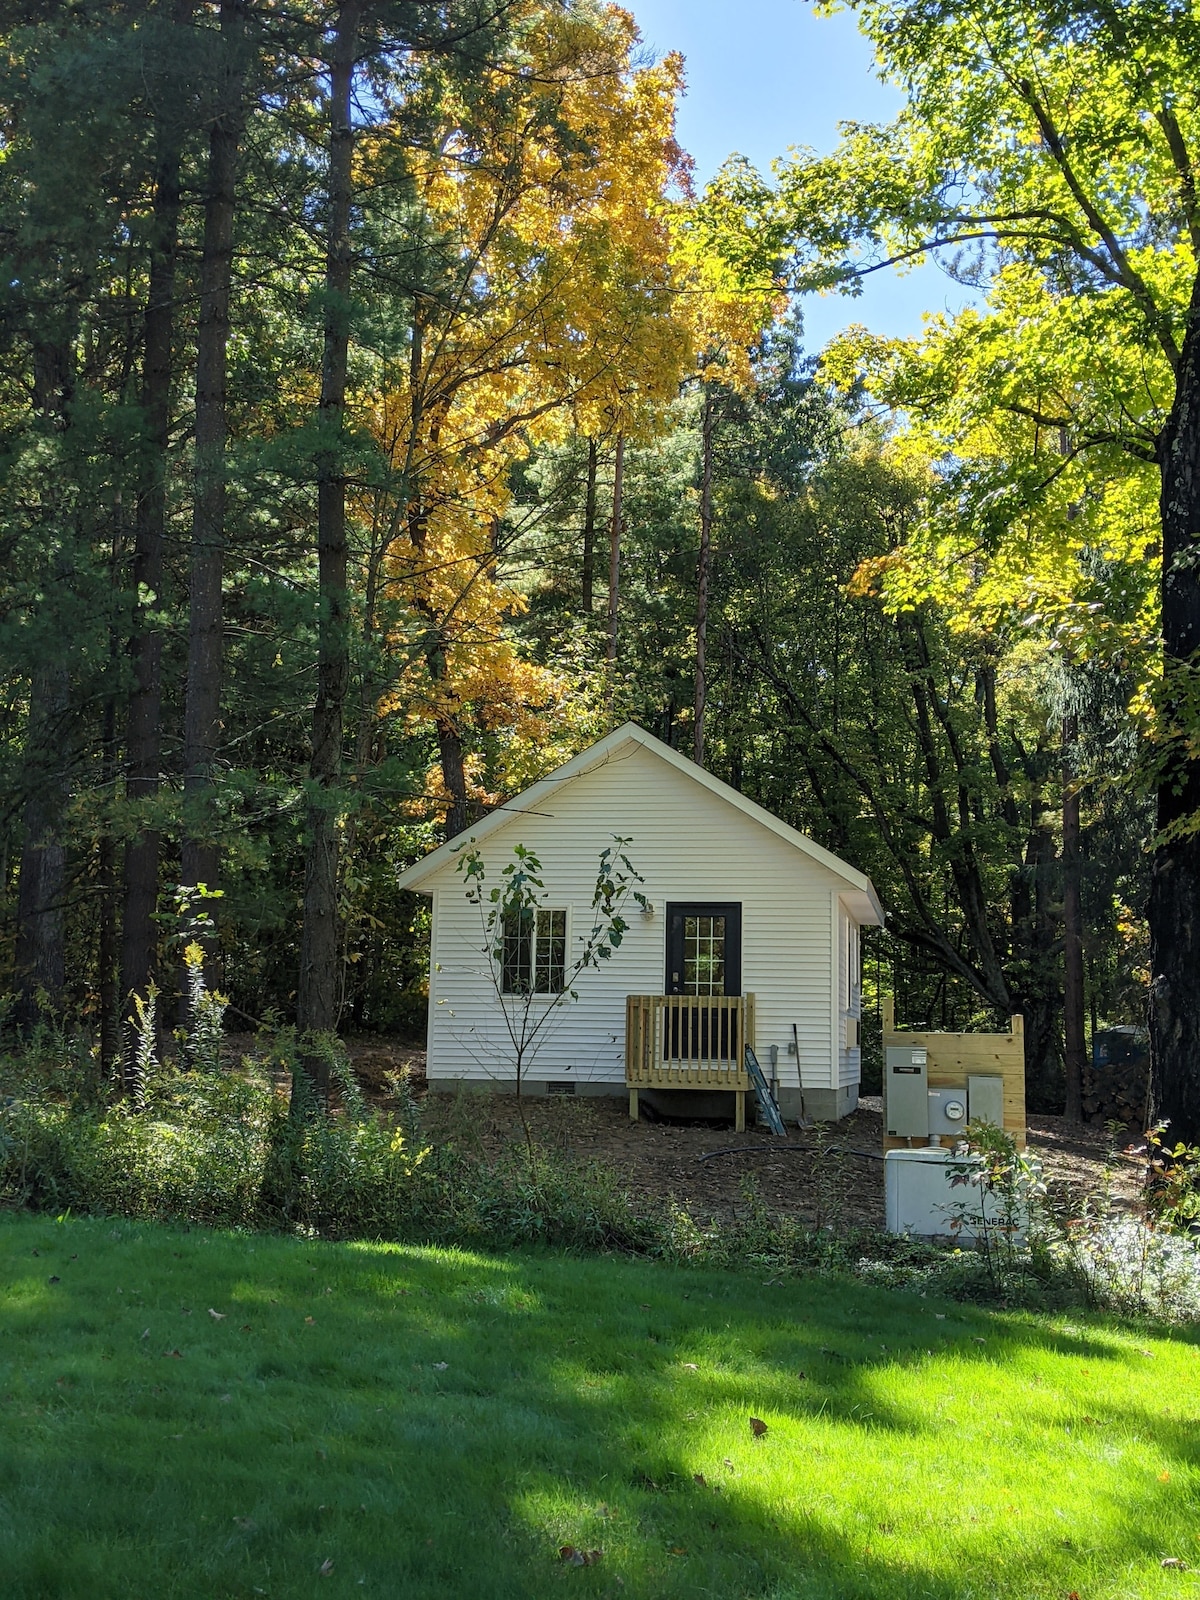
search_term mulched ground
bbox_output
[326,1038,1148,1229]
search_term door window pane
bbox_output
[683,914,725,996]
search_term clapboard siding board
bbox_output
[881,997,1026,1150]
[401,725,884,1098]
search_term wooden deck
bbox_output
[625,993,755,1130]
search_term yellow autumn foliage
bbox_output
[352,3,770,802]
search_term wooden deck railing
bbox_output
[625,993,755,1128]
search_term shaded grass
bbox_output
[1,1212,1198,1599]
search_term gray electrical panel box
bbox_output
[968,1074,1005,1129]
[885,1046,929,1136]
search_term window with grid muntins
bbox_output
[683,914,725,996]
[501,908,566,995]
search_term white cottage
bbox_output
[397,722,884,1123]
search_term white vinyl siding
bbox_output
[423,742,844,1091]
[836,900,863,1088]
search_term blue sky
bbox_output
[628,0,972,349]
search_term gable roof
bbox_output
[396,721,885,924]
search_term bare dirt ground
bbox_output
[326,1040,1148,1229]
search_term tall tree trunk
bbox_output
[296,0,361,1080]
[581,436,597,614]
[435,698,470,839]
[693,386,714,765]
[121,4,193,1026]
[1062,714,1085,1121]
[180,0,246,971]
[15,665,68,1028]
[15,341,74,1029]
[98,689,120,1075]
[1151,272,1200,1145]
[605,432,624,713]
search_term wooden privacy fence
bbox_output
[625,993,755,1130]
[882,997,1026,1150]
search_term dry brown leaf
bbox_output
[558,1546,602,1566]
[750,1417,768,1438]
[163,1349,183,1359]
[692,1474,707,1488]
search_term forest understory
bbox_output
[245,1033,1145,1231]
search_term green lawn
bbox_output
[1,1213,1197,1599]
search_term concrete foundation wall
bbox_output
[426,1077,622,1101]
[427,1077,859,1123]
[777,1082,858,1122]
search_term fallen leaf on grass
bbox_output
[750,1417,768,1438]
[669,1546,688,1556]
[305,1317,315,1325]
[240,1325,251,1333]
[208,1309,226,1320]
[693,1474,707,1488]
[681,1363,698,1371]
[559,1546,602,1566]
[722,1458,735,1471]
[163,1349,183,1359]
[1159,1471,1171,1483]
[318,1557,334,1575]
[140,1329,150,1341]
[432,1362,448,1371]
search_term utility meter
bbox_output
[928,1088,968,1137]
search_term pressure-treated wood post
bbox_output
[629,1087,639,1122]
